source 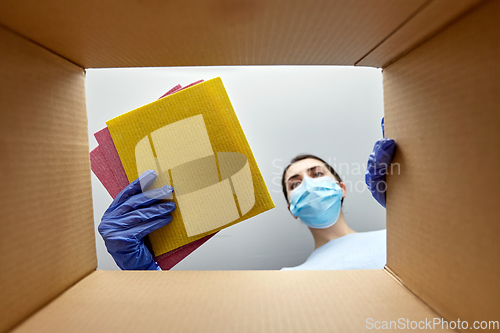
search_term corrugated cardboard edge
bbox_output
[0,1,425,68]
[384,0,500,325]
[11,270,454,333]
[0,25,96,333]
[382,266,457,330]
[356,0,484,68]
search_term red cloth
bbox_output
[90,146,122,198]
[155,234,216,270]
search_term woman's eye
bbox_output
[313,172,324,177]
[291,181,300,189]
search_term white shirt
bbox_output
[281,229,386,270]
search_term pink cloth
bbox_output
[94,127,129,189]
[90,146,122,198]
[159,84,182,99]
[158,80,204,99]
[91,80,206,197]
[90,80,214,269]
[179,79,204,90]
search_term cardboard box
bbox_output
[0,0,498,332]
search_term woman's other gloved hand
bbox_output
[365,117,396,208]
[98,170,176,270]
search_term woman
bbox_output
[99,119,395,270]
[280,154,386,270]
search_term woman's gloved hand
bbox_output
[98,170,176,270]
[365,117,396,208]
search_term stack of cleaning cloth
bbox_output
[90,78,274,269]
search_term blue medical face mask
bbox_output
[289,176,343,229]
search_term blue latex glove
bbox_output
[98,170,176,270]
[365,118,396,208]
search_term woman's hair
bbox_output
[281,154,344,205]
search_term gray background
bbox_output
[86,66,386,271]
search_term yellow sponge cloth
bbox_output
[107,77,275,256]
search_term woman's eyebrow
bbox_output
[307,165,325,175]
[308,165,322,173]
[287,174,300,183]
[287,165,323,183]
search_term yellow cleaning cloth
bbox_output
[107,78,275,256]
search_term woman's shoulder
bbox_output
[321,228,386,248]
[343,229,386,247]
[279,229,387,271]
[357,229,386,238]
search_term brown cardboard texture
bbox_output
[0,26,95,333]
[357,0,483,67]
[0,1,432,68]
[0,0,499,332]
[384,0,500,326]
[11,270,453,333]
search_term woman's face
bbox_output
[284,158,346,217]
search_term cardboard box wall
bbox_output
[0,0,498,332]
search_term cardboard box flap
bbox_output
[357,0,483,67]
[11,270,453,333]
[384,0,500,325]
[0,26,96,333]
[0,0,427,68]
